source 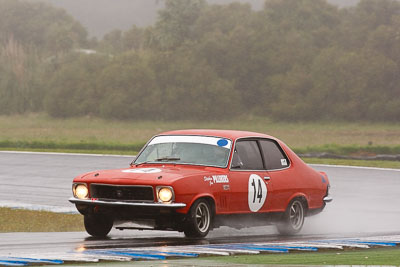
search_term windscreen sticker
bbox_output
[204,175,229,186]
[281,159,288,166]
[248,174,267,212]
[217,139,229,147]
[149,135,231,149]
[122,168,161,173]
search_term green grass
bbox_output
[0,207,84,232]
[1,114,400,159]
[206,248,400,265]
[1,113,400,148]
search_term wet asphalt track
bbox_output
[0,151,400,258]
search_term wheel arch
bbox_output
[187,194,216,215]
[286,193,309,213]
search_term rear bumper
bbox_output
[69,197,186,209]
[323,196,333,203]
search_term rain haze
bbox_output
[29,0,361,37]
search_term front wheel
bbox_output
[276,199,305,235]
[84,214,113,238]
[184,199,213,238]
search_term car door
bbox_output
[258,139,292,212]
[228,139,273,214]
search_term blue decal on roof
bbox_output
[217,139,229,147]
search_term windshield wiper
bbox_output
[132,160,155,167]
[132,157,181,166]
[155,157,181,162]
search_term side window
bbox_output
[231,140,263,170]
[259,140,289,170]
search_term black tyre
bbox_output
[276,199,305,235]
[84,214,113,237]
[184,199,213,238]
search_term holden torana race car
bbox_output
[69,130,332,238]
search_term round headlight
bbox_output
[158,187,173,203]
[74,184,89,199]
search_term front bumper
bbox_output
[69,197,186,209]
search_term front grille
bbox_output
[90,184,154,202]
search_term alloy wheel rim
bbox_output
[289,200,304,230]
[195,202,210,233]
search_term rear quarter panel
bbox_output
[278,141,328,210]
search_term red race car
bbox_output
[70,130,332,237]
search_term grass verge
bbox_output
[1,113,400,148]
[206,247,400,265]
[0,207,83,232]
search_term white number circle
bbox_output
[248,174,267,212]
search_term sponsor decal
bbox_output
[248,174,267,212]
[122,168,162,174]
[281,159,288,166]
[204,175,229,186]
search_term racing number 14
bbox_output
[248,174,267,212]
[251,179,263,203]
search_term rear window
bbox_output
[259,139,289,170]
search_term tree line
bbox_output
[1,0,399,121]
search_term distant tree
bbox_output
[98,29,123,54]
[153,0,207,49]
[149,48,241,120]
[266,65,314,121]
[44,53,109,117]
[97,52,160,120]
[123,25,145,52]
[0,37,43,114]
[338,0,400,50]
[0,0,88,55]
[310,47,399,121]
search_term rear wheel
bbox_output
[276,199,305,235]
[84,214,113,237]
[184,199,212,238]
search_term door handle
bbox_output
[264,176,271,181]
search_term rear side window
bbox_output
[259,140,289,170]
[231,140,264,170]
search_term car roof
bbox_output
[158,129,277,141]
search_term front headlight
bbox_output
[157,186,174,203]
[73,184,89,199]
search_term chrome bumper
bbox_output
[69,197,186,208]
[323,196,333,203]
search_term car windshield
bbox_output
[134,135,232,168]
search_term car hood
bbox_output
[76,165,221,185]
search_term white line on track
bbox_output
[310,163,400,172]
[0,201,77,214]
[0,150,134,158]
